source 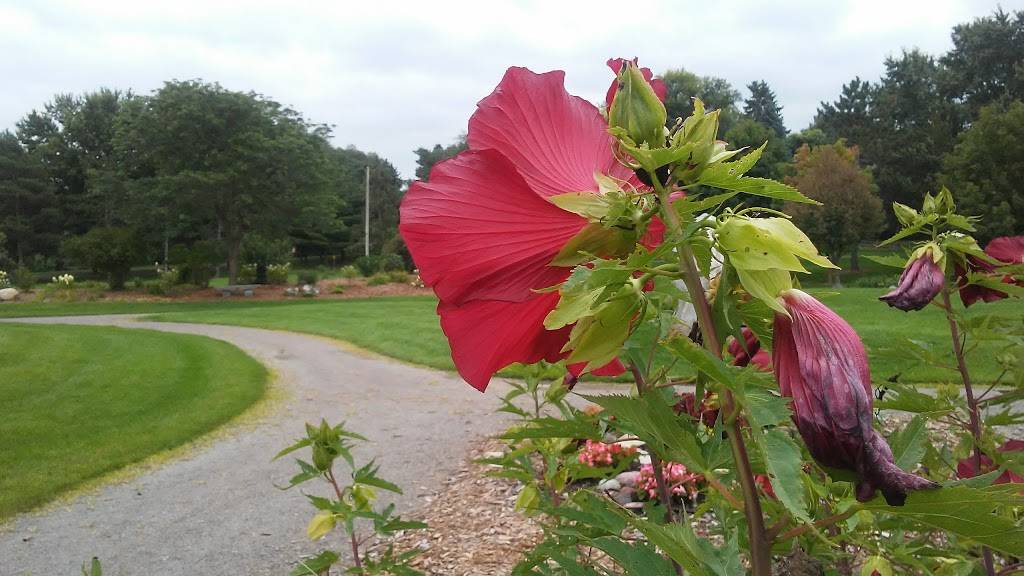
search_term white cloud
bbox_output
[0,0,1011,177]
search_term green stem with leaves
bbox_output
[630,362,684,576]
[652,184,772,576]
[940,283,996,576]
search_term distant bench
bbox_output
[218,284,258,297]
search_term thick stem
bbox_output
[655,188,772,576]
[940,285,996,576]
[630,363,684,576]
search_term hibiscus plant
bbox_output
[399,60,1024,575]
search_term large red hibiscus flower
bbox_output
[400,65,662,391]
[957,235,1024,307]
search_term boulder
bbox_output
[0,288,19,302]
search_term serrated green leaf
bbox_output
[859,556,893,576]
[588,536,677,576]
[290,551,339,576]
[758,428,811,523]
[353,461,403,494]
[696,167,818,204]
[583,393,707,472]
[739,387,791,429]
[663,335,738,387]
[499,417,601,441]
[861,485,1024,556]
[890,415,928,471]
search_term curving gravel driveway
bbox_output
[0,316,512,576]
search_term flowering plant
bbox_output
[401,61,1024,575]
[0,269,10,289]
[52,273,75,288]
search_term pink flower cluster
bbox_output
[577,440,636,467]
[637,462,702,500]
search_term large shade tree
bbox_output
[941,8,1024,118]
[785,141,883,282]
[941,100,1024,241]
[114,80,339,283]
[661,68,741,134]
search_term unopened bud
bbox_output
[608,62,667,148]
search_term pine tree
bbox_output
[743,80,786,136]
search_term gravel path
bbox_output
[0,316,512,576]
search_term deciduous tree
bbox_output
[662,68,740,134]
[785,141,883,282]
[941,100,1024,241]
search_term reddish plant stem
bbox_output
[327,469,363,573]
[630,362,684,576]
[655,188,771,576]
[940,284,996,576]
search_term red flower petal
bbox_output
[438,293,572,392]
[568,358,626,378]
[986,235,1024,264]
[468,66,633,199]
[605,57,667,110]
[400,149,584,305]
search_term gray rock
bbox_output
[597,479,621,492]
[612,486,636,505]
[0,288,19,301]
[615,470,641,488]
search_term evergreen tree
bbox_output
[743,80,786,136]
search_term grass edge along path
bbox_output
[133,291,1023,386]
[0,323,269,519]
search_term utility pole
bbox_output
[364,165,370,257]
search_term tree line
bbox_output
[1,81,405,285]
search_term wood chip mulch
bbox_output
[369,439,543,575]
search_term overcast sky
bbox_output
[1,0,1017,178]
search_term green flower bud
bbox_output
[608,62,667,148]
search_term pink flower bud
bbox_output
[773,289,938,505]
[879,250,944,311]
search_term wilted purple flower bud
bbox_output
[774,289,938,505]
[879,248,944,311]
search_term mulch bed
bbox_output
[369,439,543,575]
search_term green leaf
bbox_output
[306,510,336,540]
[499,417,601,441]
[736,268,792,314]
[273,437,312,460]
[738,387,791,429]
[879,221,927,246]
[584,393,707,472]
[290,551,340,576]
[696,167,818,204]
[588,536,677,576]
[861,485,1024,557]
[663,335,738,387]
[757,428,811,523]
[81,557,102,576]
[889,415,928,471]
[877,384,955,416]
[353,461,403,494]
[563,288,641,370]
[548,191,612,220]
[550,223,637,267]
[859,556,893,576]
[865,253,911,269]
[718,216,836,273]
[515,483,540,512]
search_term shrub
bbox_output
[330,284,345,294]
[12,266,35,291]
[367,273,391,286]
[0,270,10,289]
[63,227,141,291]
[144,279,166,296]
[267,263,291,285]
[386,270,410,283]
[378,253,405,272]
[354,255,379,277]
[169,241,220,288]
[296,269,319,285]
[338,265,360,279]
[51,273,75,288]
[237,264,257,284]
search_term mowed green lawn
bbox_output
[1,287,1019,386]
[0,323,267,518]
[127,290,1021,385]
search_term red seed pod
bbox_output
[773,289,938,505]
